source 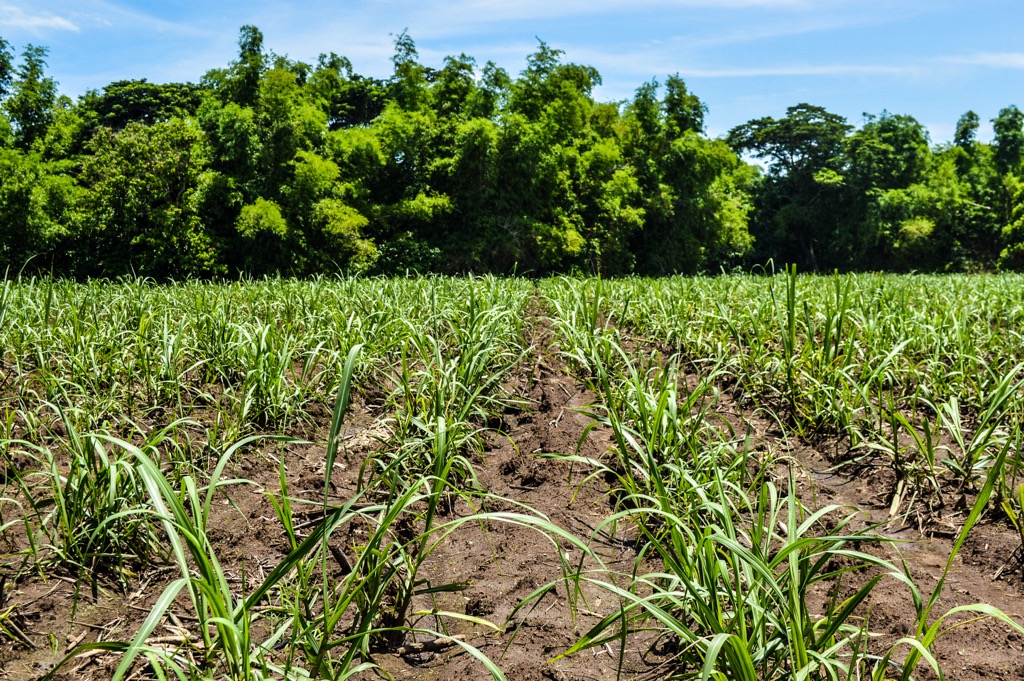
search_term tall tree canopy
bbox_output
[1,26,1024,277]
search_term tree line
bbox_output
[1,26,1023,278]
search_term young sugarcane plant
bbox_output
[939,362,1024,492]
[858,391,944,519]
[1000,483,1024,564]
[875,429,1024,680]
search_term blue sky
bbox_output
[1,0,1022,143]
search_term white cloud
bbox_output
[567,42,922,82]
[6,1,210,36]
[0,3,78,31]
[401,0,811,26]
[69,1,209,36]
[679,64,921,78]
[311,0,855,43]
[945,52,1024,69]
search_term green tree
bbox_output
[232,25,267,107]
[433,116,500,269]
[729,104,852,270]
[1000,175,1024,268]
[846,112,929,192]
[78,119,221,277]
[306,52,387,129]
[4,44,58,150]
[509,41,600,126]
[234,197,289,273]
[256,64,328,196]
[839,112,932,266]
[432,54,477,120]
[472,61,510,120]
[663,74,705,138]
[868,153,974,270]
[389,30,431,112]
[955,110,980,150]
[282,149,375,271]
[952,110,982,176]
[0,113,11,148]
[199,100,261,193]
[576,137,644,273]
[992,105,1024,176]
[0,37,13,99]
[623,78,753,274]
[79,79,204,130]
[0,148,76,267]
[729,103,850,177]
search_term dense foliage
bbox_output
[1,28,1024,276]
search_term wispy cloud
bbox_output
[333,0,850,42]
[676,5,923,51]
[5,1,211,37]
[944,52,1024,69]
[68,1,209,36]
[568,42,923,83]
[679,64,922,78]
[0,3,78,31]
[422,0,816,20]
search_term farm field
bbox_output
[1,273,1023,680]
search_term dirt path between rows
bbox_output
[364,312,649,680]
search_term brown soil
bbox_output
[2,309,1024,681]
